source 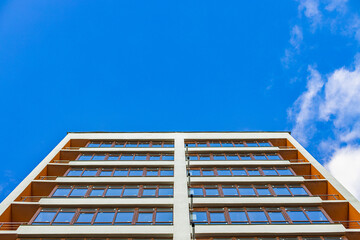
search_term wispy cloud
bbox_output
[298,0,322,28]
[282,25,303,67]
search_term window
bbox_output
[217,169,232,176]
[305,209,329,223]
[155,211,173,224]
[222,186,239,196]
[32,209,57,224]
[238,188,256,196]
[52,187,72,197]
[247,210,268,224]
[289,187,308,196]
[75,209,95,225]
[190,188,204,196]
[52,210,75,225]
[83,169,98,176]
[273,187,292,196]
[66,169,83,176]
[69,187,88,197]
[192,211,208,224]
[105,187,123,197]
[99,169,113,176]
[115,211,133,224]
[94,210,115,224]
[123,188,139,197]
[287,210,309,223]
[229,210,247,224]
[159,188,173,197]
[210,212,226,224]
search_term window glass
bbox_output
[247,211,268,223]
[189,155,198,160]
[149,155,160,160]
[221,142,234,147]
[105,188,123,197]
[262,169,278,176]
[226,155,240,160]
[306,210,328,222]
[223,187,238,196]
[69,188,87,197]
[192,212,207,223]
[67,170,82,176]
[75,212,94,224]
[163,142,174,148]
[114,170,128,176]
[238,188,256,196]
[256,188,271,196]
[129,170,143,176]
[247,169,261,176]
[268,211,286,223]
[209,141,221,147]
[229,211,247,223]
[115,212,133,224]
[210,212,226,223]
[240,155,252,160]
[92,154,106,160]
[123,188,139,197]
[138,142,150,147]
[126,142,138,147]
[213,154,226,160]
[120,155,133,160]
[287,210,309,222]
[100,142,112,148]
[52,188,71,197]
[156,212,173,223]
[246,142,258,147]
[273,187,291,196]
[114,142,125,147]
[134,155,147,160]
[205,188,219,196]
[143,189,156,196]
[232,169,247,176]
[253,154,267,160]
[159,188,173,196]
[202,170,214,176]
[258,142,271,147]
[197,142,208,147]
[137,213,153,223]
[233,142,245,147]
[53,212,75,224]
[190,188,203,196]
[267,154,281,160]
[108,154,120,160]
[199,155,210,160]
[290,187,308,196]
[83,170,98,176]
[78,154,92,160]
[99,170,112,176]
[146,170,158,176]
[90,189,105,197]
[162,155,174,160]
[217,169,231,176]
[94,212,115,224]
[277,169,293,176]
[189,170,200,176]
[88,142,101,147]
[33,211,57,224]
[160,170,173,176]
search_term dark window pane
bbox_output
[94,212,115,224]
[223,188,238,196]
[159,188,173,196]
[290,187,308,196]
[248,211,268,222]
[69,188,87,197]
[52,188,71,197]
[33,212,57,223]
[229,211,247,223]
[210,212,226,223]
[217,170,231,176]
[105,188,123,197]
[273,187,291,196]
[53,212,75,224]
[115,212,133,224]
[67,170,82,176]
[238,188,256,196]
[156,212,173,223]
[192,212,207,223]
[123,188,139,197]
[114,170,128,176]
[287,211,308,222]
[75,213,94,224]
[306,210,328,222]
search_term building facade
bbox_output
[0,132,359,240]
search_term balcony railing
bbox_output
[288,159,307,163]
[303,175,321,179]
[17,196,47,202]
[0,222,27,230]
[36,176,57,180]
[314,194,340,200]
[335,220,360,229]
[63,147,81,150]
[51,160,70,164]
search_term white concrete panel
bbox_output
[190,176,305,184]
[78,147,174,152]
[69,160,174,167]
[55,176,174,184]
[188,147,280,152]
[190,160,290,166]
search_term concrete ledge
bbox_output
[188,147,280,152]
[192,197,322,206]
[78,147,174,152]
[69,160,174,167]
[39,197,173,207]
[17,225,173,237]
[194,224,345,236]
[191,176,304,183]
[56,176,174,184]
[190,160,290,166]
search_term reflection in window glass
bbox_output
[190,188,203,196]
[247,211,268,223]
[229,211,247,223]
[78,154,92,160]
[105,188,123,197]
[232,169,247,176]
[287,211,309,223]
[217,169,231,176]
[33,212,57,224]
[210,212,226,223]
[226,155,239,160]
[160,170,174,176]
[115,212,133,224]
[306,210,328,222]
[202,170,214,176]
[277,169,293,175]
[94,212,115,224]
[129,170,143,176]
[83,170,98,176]
[143,189,156,196]
[273,187,291,196]
[267,154,281,160]
[114,170,128,176]
[75,212,94,224]
[162,155,174,160]
[137,213,153,223]
[69,188,87,197]
[189,170,200,176]
[290,187,308,196]
[247,170,260,176]
[268,211,286,223]
[238,188,256,196]
[262,169,278,176]
[53,212,75,224]
[156,212,173,223]
[52,188,71,197]
[122,188,139,197]
[223,187,238,196]
[67,170,82,176]
[159,188,173,196]
[192,211,207,224]
[92,154,106,160]
[205,188,219,196]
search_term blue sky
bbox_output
[1,0,360,201]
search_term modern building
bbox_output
[0,132,359,240]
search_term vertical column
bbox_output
[173,134,191,240]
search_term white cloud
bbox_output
[290,25,303,50]
[298,0,322,27]
[325,0,348,13]
[325,145,360,199]
[289,66,323,145]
